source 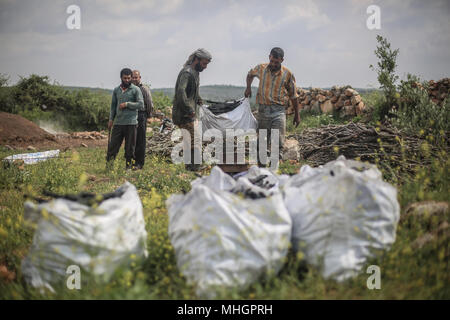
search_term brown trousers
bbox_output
[178,120,202,166]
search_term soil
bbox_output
[0,112,108,151]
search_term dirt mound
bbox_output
[0,112,108,151]
[0,112,56,144]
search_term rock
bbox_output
[310,101,320,113]
[27,145,36,151]
[344,99,351,106]
[342,105,356,116]
[345,88,356,97]
[411,232,435,249]
[411,221,449,249]
[320,100,334,114]
[335,100,344,109]
[317,94,326,103]
[4,144,14,150]
[356,101,365,115]
[81,143,88,148]
[330,95,338,103]
[402,201,448,231]
[351,95,362,105]
[303,96,310,104]
[282,138,300,161]
[0,265,16,282]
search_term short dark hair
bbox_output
[270,47,284,59]
[120,68,133,77]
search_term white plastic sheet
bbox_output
[3,149,60,164]
[21,181,148,292]
[283,156,400,281]
[167,166,292,297]
[199,98,257,134]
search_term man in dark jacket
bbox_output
[106,68,144,170]
[131,70,154,170]
[172,48,212,171]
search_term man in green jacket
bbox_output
[106,68,144,169]
[172,48,212,171]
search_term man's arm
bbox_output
[145,87,154,117]
[287,73,300,127]
[245,73,255,98]
[108,89,117,129]
[125,87,144,110]
[245,65,260,98]
[197,95,203,106]
[291,97,300,128]
[176,72,195,116]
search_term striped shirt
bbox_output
[248,63,299,107]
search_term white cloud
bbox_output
[91,0,183,16]
[0,0,448,89]
[283,1,331,30]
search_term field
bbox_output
[0,105,448,299]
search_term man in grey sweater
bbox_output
[106,68,144,169]
[132,70,154,170]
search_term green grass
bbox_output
[0,113,449,299]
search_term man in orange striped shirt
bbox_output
[245,47,300,167]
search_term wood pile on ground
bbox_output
[289,122,446,172]
[146,120,177,158]
[56,131,108,140]
[420,78,450,105]
[287,85,367,116]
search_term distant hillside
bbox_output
[63,85,377,105]
[152,85,258,106]
[63,86,112,95]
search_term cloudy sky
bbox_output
[0,0,449,89]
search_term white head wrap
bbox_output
[184,48,212,67]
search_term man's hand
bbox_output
[244,87,252,98]
[108,120,113,130]
[197,98,203,105]
[293,112,300,128]
[119,102,127,109]
[188,111,195,118]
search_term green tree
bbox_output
[0,73,9,87]
[370,35,400,120]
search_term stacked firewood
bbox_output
[287,85,366,116]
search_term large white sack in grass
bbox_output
[21,182,148,292]
[167,166,291,297]
[199,98,257,134]
[284,156,400,282]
